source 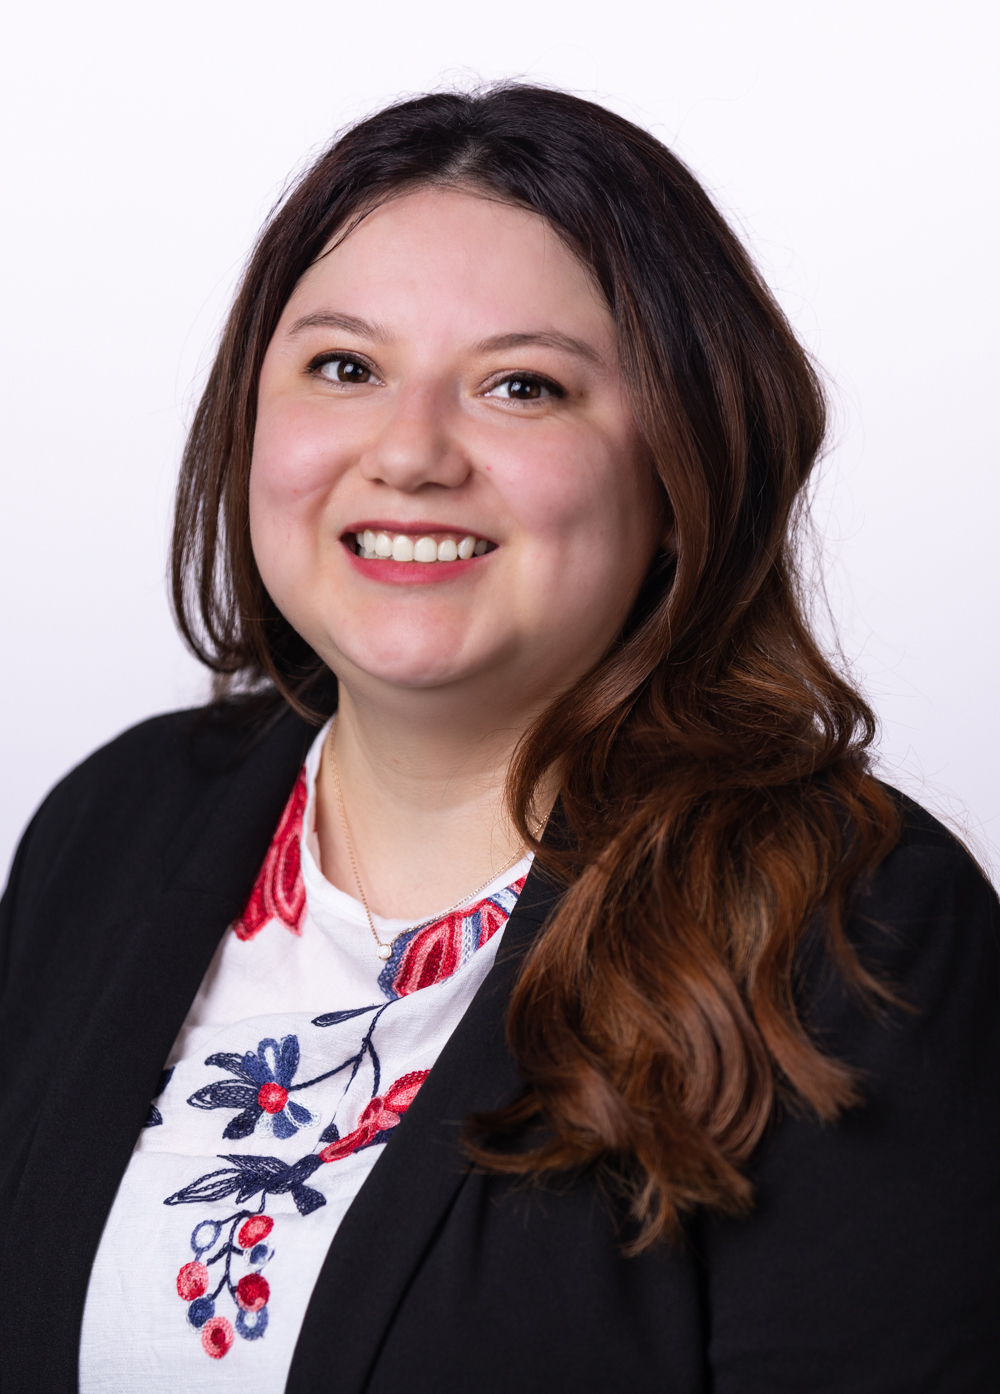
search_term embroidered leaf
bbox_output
[170,1152,325,1214]
[277,1154,326,1212]
[318,1119,340,1143]
[278,1153,324,1185]
[217,1152,324,1208]
[222,1107,263,1140]
[223,1154,288,1176]
[289,1183,326,1215]
[287,1101,312,1126]
[204,1051,255,1081]
[144,1103,163,1128]
[188,1082,258,1111]
[165,1167,245,1207]
[219,1155,292,1203]
[312,1005,382,1027]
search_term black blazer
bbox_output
[2,704,998,1393]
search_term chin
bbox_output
[329,630,492,691]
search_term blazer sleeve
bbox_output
[700,799,1000,1393]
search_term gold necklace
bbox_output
[327,730,538,962]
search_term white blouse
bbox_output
[79,722,530,1393]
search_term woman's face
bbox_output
[251,186,666,713]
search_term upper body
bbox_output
[1,703,997,1392]
[3,83,998,1391]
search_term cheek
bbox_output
[251,399,349,509]
[249,402,348,607]
[493,422,657,555]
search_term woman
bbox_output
[1,85,997,1393]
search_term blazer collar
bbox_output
[2,706,314,1394]
[286,854,563,1394]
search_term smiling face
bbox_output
[250,186,666,720]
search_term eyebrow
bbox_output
[474,331,602,364]
[286,313,602,366]
[286,311,389,341]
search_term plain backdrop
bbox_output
[2,0,997,882]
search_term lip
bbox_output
[345,550,492,585]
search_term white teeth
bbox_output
[356,531,490,562]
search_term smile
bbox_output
[352,530,492,563]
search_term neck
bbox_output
[314,679,549,920]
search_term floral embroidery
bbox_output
[233,771,307,940]
[164,1069,427,1359]
[378,878,525,999]
[171,1210,276,1354]
[188,1036,316,1140]
[160,755,526,1359]
[167,1153,327,1216]
[317,1071,428,1161]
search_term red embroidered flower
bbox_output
[318,1070,429,1163]
[236,1273,270,1313]
[176,1260,209,1300]
[201,1315,234,1359]
[237,1214,274,1250]
[389,880,524,996]
[234,770,308,940]
[257,1082,289,1113]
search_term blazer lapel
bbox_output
[286,856,563,1394]
[3,708,313,1393]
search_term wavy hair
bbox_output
[171,84,900,1247]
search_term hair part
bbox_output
[171,82,901,1248]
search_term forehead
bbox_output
[278,186,613,346]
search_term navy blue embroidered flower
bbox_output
[188,1035,313,1140]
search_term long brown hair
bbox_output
[172,84,900,1247]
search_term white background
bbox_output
[1,1,997,882]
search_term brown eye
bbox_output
[318,358,372,384]
[485,374,562,401]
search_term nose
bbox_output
[360,383,471,493]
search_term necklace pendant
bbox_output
[376,942,392,961]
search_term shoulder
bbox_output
[15,702,271,857]
[1,697,317,951]
[798,782,1000,1090]
[702,787,1000,1389]
[847,784,999,995]
[880,782,988,874]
